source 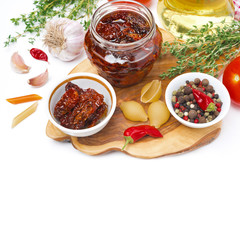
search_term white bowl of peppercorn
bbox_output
[165,72,231,128]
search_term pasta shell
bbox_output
[140,80,162,103]
[148,100,170,128]
[120,101,148,122]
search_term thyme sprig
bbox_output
[4,0,99,47]
[160,20,240,79]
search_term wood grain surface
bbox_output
[46,28,222,158]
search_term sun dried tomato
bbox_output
[54,88,80,119]
[96,11,150,43]
[54,82,108,130]
[65,82,83,95]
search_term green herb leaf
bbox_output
[160,20,240,79]
[5,0,99,46]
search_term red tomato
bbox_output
[135,0,152,7]
[222,56,240,106]
[108,0,152,7]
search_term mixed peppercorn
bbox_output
[172,78,222,123]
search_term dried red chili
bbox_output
[192,88,216,112]
[122,125,163,151]
[30,48,48,62]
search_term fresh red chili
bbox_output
[30,48,48,62]
[192,88,216,112]
[122,125,163,151]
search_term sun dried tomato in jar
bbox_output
[84,0,162,88]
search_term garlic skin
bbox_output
[28,69,48,87]
[11,52,31,73]
[43,18,85,61]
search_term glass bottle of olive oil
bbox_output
[157,0,235,39]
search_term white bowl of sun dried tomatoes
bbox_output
[165,72,231,129]
[48,72,116,137]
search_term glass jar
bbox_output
[84,0,162,88]
[157,0,234,39]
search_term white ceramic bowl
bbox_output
[165,72,231,128]
[48,72,116,137]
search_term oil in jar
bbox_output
[157,0,235,39]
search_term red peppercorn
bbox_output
[174,102,180,108]
[216,103,221,108]
[183,116,188,121]
[180,105,186,111]
[194,119,199,123]
[217,107,221,112]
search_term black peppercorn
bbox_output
[178,96,185,104]
[184,95,190,102]
[199,116,206,123]
[189,93,194,100]
[176,91,184,97]
[196,87,204,92]
[214,111,220,117]
[189,110,197,119]
[206,85,214,93]
[194,78,200,85]
[184,86,192,95]
[202,79,209,86]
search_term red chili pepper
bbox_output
[122,125,163,151]
[192,88,216,112]
[30,48,48,62]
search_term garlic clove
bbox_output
[28,69,48,87]
[11,52,31,73]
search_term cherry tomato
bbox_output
[222,56,240,106]
[108,0,152,7]
[135,0,152,7]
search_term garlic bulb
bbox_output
[43,18,85,61]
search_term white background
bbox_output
[0,0,240,239]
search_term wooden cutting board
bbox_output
[46,29,221,159]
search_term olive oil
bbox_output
[157,0,235,39]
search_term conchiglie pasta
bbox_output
[148,100,170,128]
[120,101,148,122]
[140,79,162,103]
